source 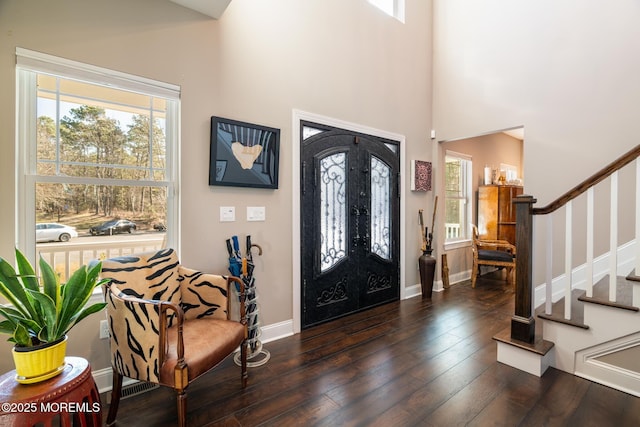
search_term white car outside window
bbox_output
[35,223,78,243]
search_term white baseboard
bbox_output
[446,269,472,287]
[260,319,294,344]
[93,367,139,394]
[405,283,422,299]
[407,269,472,299]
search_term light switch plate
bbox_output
[247,206,266,221]
[220,206,235,222]
[100,319,110,339]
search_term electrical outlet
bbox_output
[100,319,110,339]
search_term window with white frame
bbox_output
[16,49,179,275]
[444,151,472,243]
[368,0,405,22]
[500,163,518,183]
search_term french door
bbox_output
[300,122,400,328]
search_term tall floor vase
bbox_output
[418,250,436,299]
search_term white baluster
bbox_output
[610,171,618,302]
[636,158,640,277]
[545,215,553,315]
[565,201,572,320]
[64,251,71,282]
[586,187,594,298]
[635,159,640,307]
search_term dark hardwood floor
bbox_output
[101,272,640,426]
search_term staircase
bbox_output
[494,144,640,397]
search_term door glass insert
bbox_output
[302,126,325,140]
[384,143,397,154]
[320,152,347,271]
[370,156,391,259]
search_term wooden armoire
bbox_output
[477,185,523,245]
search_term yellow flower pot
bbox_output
[12,336,67,384]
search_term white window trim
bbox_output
[445,149,472,163]
[15,48,181,261]
[368,0,405,23]
[444,239,472,251]
[500,162,519,183]
[444,150,472,244]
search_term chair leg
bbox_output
[106,371,123,426]
[176,389,187,427]
[241,338,248,387]
[471,265,478,288]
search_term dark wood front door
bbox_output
[300,122,400,328]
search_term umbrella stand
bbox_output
[228,235,270,368]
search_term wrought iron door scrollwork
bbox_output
[320,153,347,271]
[370,156,391,259]
[367,273,392,293]
[316,276,349,307]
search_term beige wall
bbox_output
[0,0,434,372]
[433,1,640,192]
[432,1,639,283]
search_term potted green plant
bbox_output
[0,248,107,383]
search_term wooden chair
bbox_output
[471,224,516,288]
[99,248,247,427]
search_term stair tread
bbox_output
[537,289,589,329]
[578,274,639,312]
[493,326,554,355]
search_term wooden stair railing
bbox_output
[511,144,640,344]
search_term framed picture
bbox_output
[209,116,280,189]
[411,160,432,191]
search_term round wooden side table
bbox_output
[0,356,101,426]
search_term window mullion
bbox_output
[148,96,154,177]
[165,99,180,252]
[17,69,37,258]
[55,76,61,176]
[33,174,169,188]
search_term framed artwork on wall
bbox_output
[209,116,280,189]
[411,160,432,191]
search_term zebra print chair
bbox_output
[100,248,247,427]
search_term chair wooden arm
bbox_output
[157,300,184,369]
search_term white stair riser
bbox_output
[541,305,639,373]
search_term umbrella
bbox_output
[227,234,270,367]
[226,238,241,277]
